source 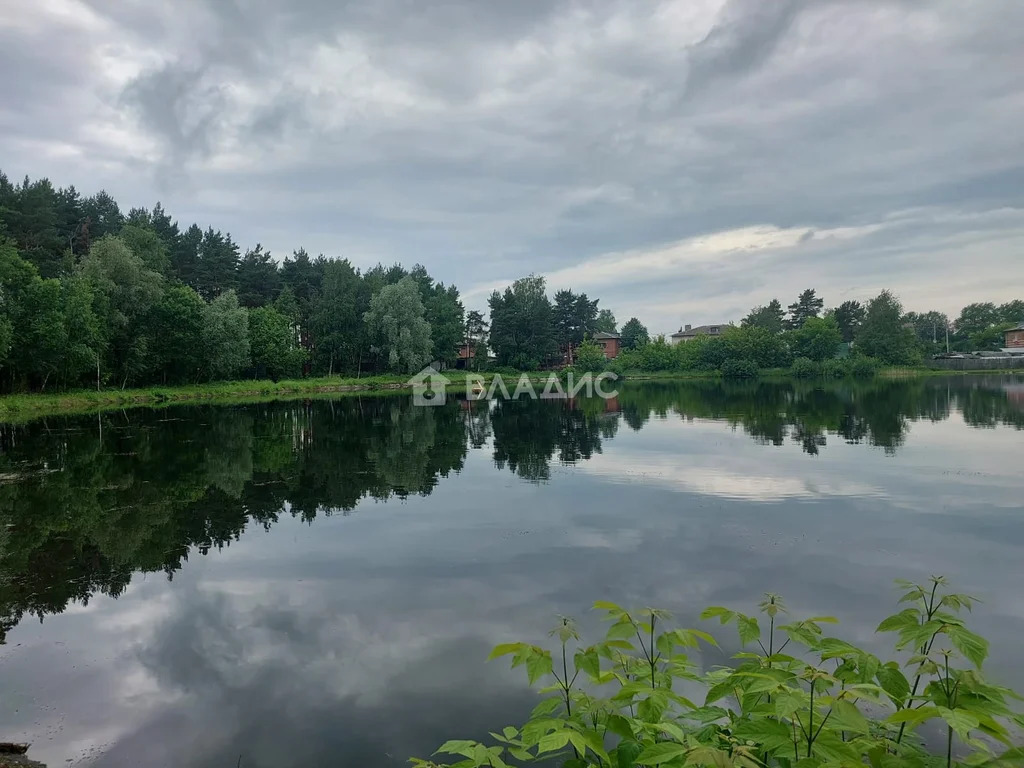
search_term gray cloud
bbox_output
[1,0,1022,328]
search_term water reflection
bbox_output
[0,376,1021,645]
[0,376,1022,766]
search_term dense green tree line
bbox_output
[742,288,1023,360]
[0,172,465,390]
[608,288,1023,376]
[486,276,639,369]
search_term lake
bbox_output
[1,375,1022,767]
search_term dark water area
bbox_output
[0,375,1022,766]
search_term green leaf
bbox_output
[876,663,911,706]
[608,620,637,641]
[487,643,522,661]
[435,740,479,757]
[530,698,561,718]
[876,609,920,633]
[635,743,688,765]
[638,691,669,723]
[829,699,871,734]
[947,625,989,668]
[652,721,688,743]
[700,606,735,624]
[566,731,588,757]
[733,718,793,752]
[656,632,675,658]
[525,649,553,684]
[582,729,611,764]
[575,647,601,679]
[536,731,570,755]
[773,690,805,718]
[594,600,623,612]
[885,705,940,730]
[705,680,735,705]
[605,714,635,741]
[615,740,643,768]
[683,706,729,724]
[737,615,760,645]
[938,706,980,739]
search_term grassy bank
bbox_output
[0,375,414,422]
[2,366,1021,423]
[0,371,554,422]
[879,365,1024,378]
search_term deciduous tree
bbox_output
[363,276,433,374]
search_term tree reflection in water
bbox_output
[0,375,1020,641]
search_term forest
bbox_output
[1,171,1020,393]
[0,172,466,391]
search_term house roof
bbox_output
[593,331,620,340]
[670,324,730,337]
[1004,321,1024,332]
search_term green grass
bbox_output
[3,365,1020,423]
[0,375,413,422]
[0,371,556,423]
[879,365,1024,378]
[609,369,721,380]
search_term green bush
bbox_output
[720,358,759,379]
[574,339,608,373]
[851,355,880,378]
[820,358,851,378]
[790,357,819,378]
[415,578,1023,768]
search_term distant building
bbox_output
[455,342,493,369]
[1003,322,1024,352]
[669,323,732,345]
[592,331,621,360]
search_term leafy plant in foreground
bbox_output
[412,578,1023,768]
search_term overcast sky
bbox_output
[2,0,1022,332]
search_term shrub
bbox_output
[790,356,819,378]
[786,316,843,362]
[820,357,851,378]
[625,337,680,372]
[573,339,608,373]
[851,355,880,378]
[488,365,523,376]
[721,326,792,369]
[720,358,759,379]
[414,578,1023,768]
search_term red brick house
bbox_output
[1004,322,1024,350]
[593,332,621,360]
[455,342,478,369]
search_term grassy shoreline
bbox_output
[1,366,1021,423]
[0,372,550,422]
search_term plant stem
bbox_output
[650,616,657,690]
[896,584,942,745]
[562,642,571,717]
[807,679,815,758]
[947,725,953,768]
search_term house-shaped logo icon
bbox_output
[408,365,452,406]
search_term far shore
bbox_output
[0,366,1020,423]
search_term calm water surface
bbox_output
[1,376,1022,766]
